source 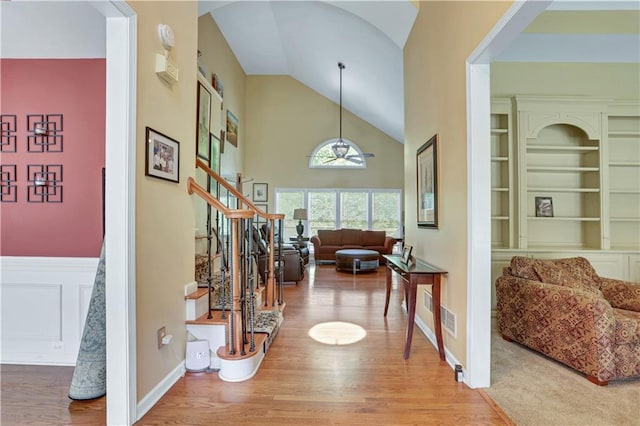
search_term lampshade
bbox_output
[293,208,308,220]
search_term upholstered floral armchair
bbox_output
[496,256,640,386]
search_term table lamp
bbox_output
[293,208,308,239]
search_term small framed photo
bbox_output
[253,182,268,202]
[226,110,238,147]
[145,127,179,183]
[401,245,413,264]
[196,82,212,161]
[535,196,554,217]
[417,134,438,228]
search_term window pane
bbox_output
[373,192,401,237]
[276,191,304,238]
[308,191,336,236]
[340,192,367,229]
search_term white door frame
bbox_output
[465,0,550,388]
[93,1,137,424]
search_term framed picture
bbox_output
[210,134,221,175]
[417,134,438,228]
[253,182,268,202]
[145,126,179,183]
[401,245,413,264]
[196,81,212,160]
[212,73,224,98]
[226,110,238,147]
[535,196,554,217]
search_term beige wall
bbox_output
[403,1,512,366]
[198,13,246,178]
[245,75,403,213]
[128,1,198,400]
[491,62,640,99]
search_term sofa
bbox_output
[496,256,640,385]
[310,229,397,264]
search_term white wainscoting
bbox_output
[0,256,99,365]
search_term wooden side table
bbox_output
[382,254,447,361]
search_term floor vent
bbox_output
[423,289,457,338]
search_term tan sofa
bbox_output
[310,229,396,264]
[496,256,640,385]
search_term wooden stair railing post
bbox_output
[266,218,276,307]
[246,218,256,353]
[277,217,284,305]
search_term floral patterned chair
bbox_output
[496,256,640,386]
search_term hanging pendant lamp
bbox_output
[331,62,350,159]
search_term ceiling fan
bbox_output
[317,62,375,165]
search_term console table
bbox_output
[383,254,447,361]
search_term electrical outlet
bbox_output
[157,326,166,349]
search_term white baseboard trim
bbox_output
[136,361,185,421]
[413,314,464,383]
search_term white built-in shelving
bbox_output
[490,99,514,249]
[490,97,640,311]
[607,102,640,250]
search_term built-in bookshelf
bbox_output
[490,97,640,311]
[490,99,514,249]
[607,102,640,250]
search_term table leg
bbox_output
[403,274,419,360]
[384,265,392,316]
[432,273,445,361]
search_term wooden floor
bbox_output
[1,263,512,425]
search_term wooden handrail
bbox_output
[195,158,284,221]
[187,177,254,219]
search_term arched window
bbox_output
[308,138,367,169]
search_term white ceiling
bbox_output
[0,1,105,58]
[201,0,640,143]
[199,1,417,143]
[2,0,638,144]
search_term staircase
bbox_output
[185,159,286,382]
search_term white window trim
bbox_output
[275,188,402,238]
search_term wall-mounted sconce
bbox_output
[155,24,179,85]
[27,114,63,152]
[27,164,63,203]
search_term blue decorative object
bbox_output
[69,242,106,400]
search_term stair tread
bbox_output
[185,287,209,300]
[186,310,229,325]
[186,307,279,326]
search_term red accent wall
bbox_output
[0,59,105,257]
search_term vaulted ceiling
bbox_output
[199,1,639,143]
[2,1,638,144]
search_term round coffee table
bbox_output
[335,249,380,274]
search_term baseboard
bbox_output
[413,314,464,381]
[136,361,185,421]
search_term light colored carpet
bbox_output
[485,327,640,426]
